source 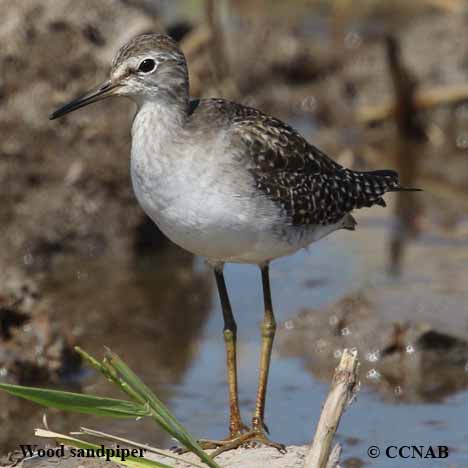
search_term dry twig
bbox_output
[358,84,468,125]
[304,348,360,468]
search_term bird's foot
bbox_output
[196,422,249,451]
[197,426,286,458]
[170,423,249,455]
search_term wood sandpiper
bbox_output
[50,33,420,455]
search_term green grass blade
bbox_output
[0,383,149,418]
[105,351,221,468]
[36,429,174,468]
[105,351,193,436]
[106,351,181,424]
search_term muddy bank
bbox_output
[0,268,82,385]
[0,0,160,274]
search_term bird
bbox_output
[50,33,420,455]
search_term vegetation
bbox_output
[0,348,221,468]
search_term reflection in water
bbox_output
[384,36,425,276]
[0,244,213,453]
[279,292,468,404]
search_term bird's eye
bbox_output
[138,58,156,73]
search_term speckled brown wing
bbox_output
[222,101,402,226]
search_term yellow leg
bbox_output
[252,263,276,432]
[214,265,247,435]
[189,264,285,458]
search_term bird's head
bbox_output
[50,33,189,120]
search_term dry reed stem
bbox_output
[358,84,468,125]
[304,348,360,468]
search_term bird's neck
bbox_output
[134,83,190,121]
[131,98,190,178]
[130,97,191,213]
[132,98,187,141]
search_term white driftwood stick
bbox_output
[303,348,360,468]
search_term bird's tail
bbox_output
[344,169,421,209]
[366,169,422,192]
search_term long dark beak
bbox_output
[49,80,118,120]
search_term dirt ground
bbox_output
[4,446,308,468]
